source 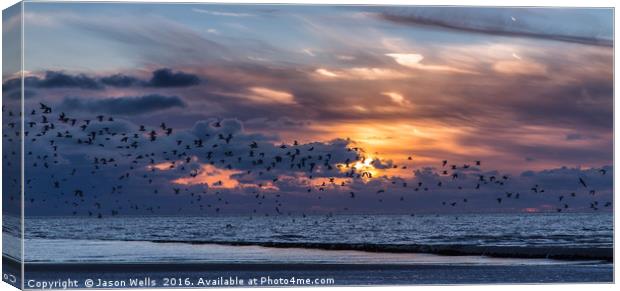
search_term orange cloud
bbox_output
[315,68,339,77]
[385,53,476,74]
[493,60,547,75]
[246,87,296,104]
[149,162,174,171]
[173,164,243,189]
[381,92,408,105]
[314,67,410,80]
[147,158,197,171]
[274,119,495,175]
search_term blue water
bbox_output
[3,213,613,263]
[22,213,612,247]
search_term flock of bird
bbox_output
[1,102,613,219]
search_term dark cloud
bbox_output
[37,71,104,90]
[4,89,37,100]
[2,77,21,91]
[3,72,102,91]
[377,8,612,46]
[519,166,612,193]
[60,94,186,115]
[3,75,58,92]
[565,133,599,141]
[186,118,358,179]
[147,68,201,87]
[506,78,613,131]
[99,74,142,87]
[2,68,201,92]
[42,71,102,89]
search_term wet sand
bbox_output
[4,256,613,288]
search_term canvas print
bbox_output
[1,2,614,289]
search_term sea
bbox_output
[2,213,614,286]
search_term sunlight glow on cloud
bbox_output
[148,162,175,171]
[247,87,296,104]
[148,158,197,171]
[385,53,424,66]
[347,67,410,80]
[314,67,409,80]
[353,105,369,112]
[385,53,476,74]
[173,164,242,189]
[301,120,497,173]
[381,92,408,105]
[493,60,547,75]
[315,68,339,77]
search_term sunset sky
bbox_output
[2,3,613,215]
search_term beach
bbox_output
[4,257,613,288]
[4,237,614,288]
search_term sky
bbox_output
[2,3,614,216]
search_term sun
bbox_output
[352,156,378,180]
[337,156,378,180]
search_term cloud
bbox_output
[10,6,613,216]
[20,107,360,203]
[386,53,424,66]
[36,71,103,89]
[2,71,103,91]
[60,94,186,115]
[315,68,339,77]
[302,48,316,57]
[147,68,201,88]
[245,87,296,104]
[173,164,243,189]
[314,67,410,80]
[1,77,22,92]
[385,53,476,74]
[99,74,142,87]
[518,166,612,193]
[377,8,612,47]
[492,60,547,75]
[381,92,408,105]
[16,99,613,216]
[565,133,600,141]
[8,7,612,183]
[4,90,37,100]
[3,68,201,91]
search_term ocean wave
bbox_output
[142,240,613,262]
[272,234,307,240]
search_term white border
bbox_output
[0,1,617,291]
